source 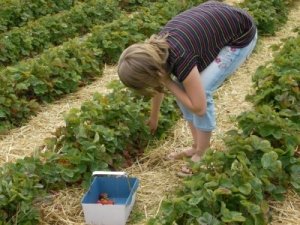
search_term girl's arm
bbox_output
[148,92,164,133]
[162,66,206,116]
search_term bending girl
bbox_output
[118,1,257,163]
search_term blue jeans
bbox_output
[176,32,258,131]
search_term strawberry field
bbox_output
[0,0,299,224]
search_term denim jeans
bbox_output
[176,32,258,131]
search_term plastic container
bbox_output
[81,171,139,225]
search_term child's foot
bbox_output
[190,153,201,162]
[177,165,193,177]
[167,147,196,160]
[176,154,202,177]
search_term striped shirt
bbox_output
[159,1,256,82]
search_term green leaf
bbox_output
[0,110,6,118]
[77,124,88,138]
[204,181,218,188]
[261,151,278,169]
[221,202,246,222]
[231,160,243,171]
[214,187,232,196]
[238,183,252,195]
[186,207,202,217]
[290,165,300,190]
[188,196,203,206]
[253,138,272,153]
[241,200,261,215]
[197,212,221,225]
[160,201,174,217]
[63,169,74,178]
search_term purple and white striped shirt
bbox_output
[160,1,256,82]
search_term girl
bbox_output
[117,1,257,166]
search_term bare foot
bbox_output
[176,154,203,177]
[167,146,196,160]
[177,165,193,177]
[190,153,202,162]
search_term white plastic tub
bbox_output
[81,171,139,225]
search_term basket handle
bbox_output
[92,171,127,177]
[92,171,132,194]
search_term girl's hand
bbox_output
[161,66,206,117]
[148,92,164,134]
[147,116,158,134]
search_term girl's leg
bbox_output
[187,121,198,152]
[191,129,212,162]
[189,32,258,162]
[180,129,211,175]
[167,122,197,159]
[173,33,257,163]
[168,83,198,159]
[169,122,211,161]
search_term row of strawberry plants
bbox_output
[0,0,121,66]
[0,82,180,224]
[247,33,300,119]
[118,0,206,11]
[239,0,295,35]
[0,0,197,134]
[0,0,164,67]
[148,34,300,225]
[118,0,156,11]
[0,0,80,33]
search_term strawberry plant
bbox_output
[0,0,121,66]
[237,105,300,149]
[239,0,292,35]
[0,0,79,33]
[0,157,44,224]
[90,0,186,63]
[148,131,300,225]
[247,35,300,120]
[118,0,157,11]
[0,38,104,132]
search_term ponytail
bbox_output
[145,34,169,64]
[117,34,170,96]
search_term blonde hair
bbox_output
[117,34,169,96]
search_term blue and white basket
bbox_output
[81,171,139,225]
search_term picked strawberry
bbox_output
[99,193,108,199]
[106,200,114,205]
[98,199,114,205]
[97,192,115,205]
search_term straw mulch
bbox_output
[1,0,300,224]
